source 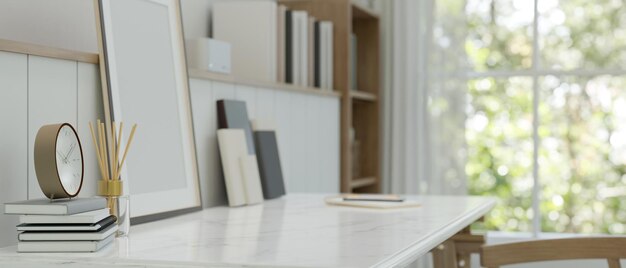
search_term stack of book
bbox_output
[4,197,116,253]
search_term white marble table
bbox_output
[0,194,496,268]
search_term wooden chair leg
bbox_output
[433,219,486,268]
[432,240,459,268]
[608,258,621,268]
[452,222,486,268]
[432,244,445,268]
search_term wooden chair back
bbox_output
[480,237,626,268]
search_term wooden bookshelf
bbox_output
[189,69,341,98]
[279,0,382,193]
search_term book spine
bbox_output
[65,198,106,215]
[308,18,315,88]
[277,5,286,82]
[314,21,321,88]
[299,13,308,87]
[292,12,300,86]
[217,100,228,129]
[285,10,293,84]
[325,22,334,90]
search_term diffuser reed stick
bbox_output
[88,121,138,183]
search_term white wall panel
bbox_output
[305,96,322,191]
[0,51,28,247]
[76,62,103,198]
[255,89,275,121]
[321,98,340,192]
[273,91,292,190]
[27,56,77,199]
[189,79,217,207]
[287,93,308,192]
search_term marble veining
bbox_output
[0,194,496,268]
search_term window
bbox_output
[461,0,626,234]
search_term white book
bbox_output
[217,129,249,207]
[277,5,287,82]
[18,224,118,241]
[213,1,277,82]
[297,12,309,87]
[320,22,328,90]
[291,11,304,86]
[19,208,110,224]
[320,21,334,90]
[4,198,106,215]
[17,234,114,253]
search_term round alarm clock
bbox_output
[34,123,84,199]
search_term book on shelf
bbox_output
[314,21,334,91]
[314,21,321,88]
[17,234,115,253]
[286,10,308,87]
[285,10,293,84]
[18,224,118,241]
[307,17,315,88]
[296,11,309,87]
[350,33,358,91]
[19,208,110,224]
[277,5,287,82]
[322,21,334,90]
[17,215,116,232]
[213,1,277,82]
[4,198,107,215]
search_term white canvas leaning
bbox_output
[217,129,265,206]
[239,155,264,205]
[217,129,248,207]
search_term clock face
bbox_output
[55,125,83,196]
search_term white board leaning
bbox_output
[94,0,201,223]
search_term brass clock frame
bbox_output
[34,123,85,199]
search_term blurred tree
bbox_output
[461,0,626,234]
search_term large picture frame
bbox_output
[94,0,201,223]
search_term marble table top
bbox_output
[0,193,496,268]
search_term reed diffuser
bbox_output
[89,120,137,237]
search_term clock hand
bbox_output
[64,143,77,161]
[57,150,66,160]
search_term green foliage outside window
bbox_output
[464,0,626,234]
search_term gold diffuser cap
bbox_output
[97,179,123,196]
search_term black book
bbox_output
[217,99,256,154]
[285,10,293,84]
[254,131,286,199]
[314,21,321,88]
[17,215,117,232]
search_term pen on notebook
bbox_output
[342,195,405,202]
